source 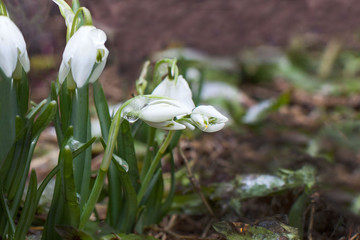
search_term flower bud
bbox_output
[191,105,228,132]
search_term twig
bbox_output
[201,217,215,238]
[350,233,360,240]
[308,193,318,240]
[178,147,214,216]
[165,215,178,231]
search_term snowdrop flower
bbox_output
[0,16,30,78]
[191,105,228,132]
[58,25,109,88]
[139,99,191,130]
[152,75,195,112]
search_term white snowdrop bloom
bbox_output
[58,25,108,88]
[191,105,228,132]
[0,16,30,78]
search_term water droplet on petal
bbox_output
[121,96,150,123]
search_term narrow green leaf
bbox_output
[99,138,128,226]
[51,81,64,145]
[42,173,65,240]
[72,85,91,209]
[36,165,60,203]
[15,115,25,141]
[26,99,47,120]
[14,70,29,118]
[62,145,80,228]
[93,81,111,141]
[289,192,308,238]
[6,131,32,201]
[8,136,38,218]
[59,83,73,134]
[0,74,17,162]
[136,170,164,233]
[0,188,15,235]
[32,100,57,139]
[112,159,138,233]
[99,138,129,172]
[14,170,38,240]
[118,120,140,191]
[70,136,97,159]
[42,126,74,240]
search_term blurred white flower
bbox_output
[58,25,108,88]
[191,105,228,132]
[139,99,191,130]
[152,75,195,112]
[0,16,30,78]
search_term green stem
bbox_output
[72,0,80,12]
[0,0,8,16]
[79,110,122,229]
[152,58,178,87]
[69,7,93,38]
[137,130,175,203]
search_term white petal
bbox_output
[88,47,109,83]
[19,50,30,73]
[0,38,17,77]
[178,120,196,130]
[145,120,186,130]
[89,28,107,46]
[0,16,29,77]
[139,101,189,122]
[58,60,70,84]
[190,113,207,131]
[204,123,226,132]
[70,38,96,87]
[152,75,195,111]
[192,105,228,123]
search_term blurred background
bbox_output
[8,0,360,238]
[8,0,360,100]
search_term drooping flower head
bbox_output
[191,105,228,132]
[0,16,30,78]
[58,25,108,88]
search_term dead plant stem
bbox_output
[178,147,214,216]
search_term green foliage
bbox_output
[213,221,300,240]
[212,166,316,202]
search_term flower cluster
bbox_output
[138,75,228,132]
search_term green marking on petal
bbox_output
[96,49,105,62]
